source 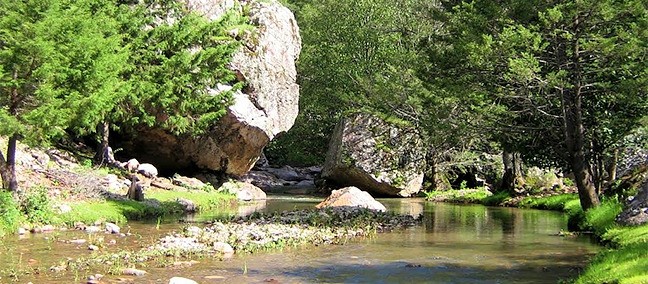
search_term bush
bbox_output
[21,187,58,225]
[0,191,22,236]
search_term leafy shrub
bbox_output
[0,192,22,236]
[21,187,57,225]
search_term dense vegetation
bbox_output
[271,0,647,211]
[0,0,248,192]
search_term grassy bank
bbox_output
[426,189,648,283]
[0,188,236,235]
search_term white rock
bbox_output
[105,223,120,234]
[213,242,234,254]
[168,277,198,284]
[138,163,158,178]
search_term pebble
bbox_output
[213,242,234,254]
[70,239,87,244]
[17,228,27,235]
[168,277,198,284]
[88,245,99,251]
[85,226,101,233]
[122,268,147,276]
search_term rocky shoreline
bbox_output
[64,207,421,280]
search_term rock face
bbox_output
[119,0,301,176]
[617,179,648,225]
[316,187,386,212]
[321,113,426,197]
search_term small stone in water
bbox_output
[213,242,234,254]
[122,268,147,276]
[168,276,198,284]
[105,223,121,234]
[85,226,101,233]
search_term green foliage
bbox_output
[0,0,129,144]
[425,188,493,204]
[519,194,579,211]
[120,2,248,136]
[20,187,56,225]
[584,199,623,236]
[0,191,21,236]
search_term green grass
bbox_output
[519,193,580,210]
[424,188,493,204]
[147,189,236,211]
[56,190,237,226]
[576,242,648,284]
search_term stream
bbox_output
[0,196,599,283]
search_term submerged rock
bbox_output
[322,113,426,197]
[316,186,386,212]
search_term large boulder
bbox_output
[321,113,426,197]
[220,181,267,201]
[117,0,301,176]
[617,179,648,225]
[316,186,386,212]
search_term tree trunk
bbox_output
[558,14,600,210]
[501,151,524,193]
[94,121,112,164]
[606,148,618,183]
[562,82,600,210]
[0,134,20,192]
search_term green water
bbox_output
[0,196,599,283]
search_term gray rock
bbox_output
[123,158,140,172]
[53,204,72,214]
[105,223,120,234]
[185,226,203,237]
[176,198,197,213]
[88,245,99,251]
[42,225,56,232]
[220,181,267,201]
[122,268,147,276]
[266,166,302,181]
[137,163,158,178]
[70,239,87,244]
[85,226,101,234]
[17,227,27,235]
[169,277,198,284]
[316,186,387,212]
[172,175,207,190]
[617,180,648,225]
[322,113,426,197]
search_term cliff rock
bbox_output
[321,113,426,197]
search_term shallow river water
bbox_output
[1,196,599,283]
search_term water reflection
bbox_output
[2,196,599,284]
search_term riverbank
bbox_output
[426,189,648,283]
